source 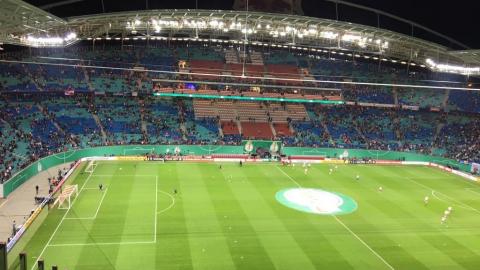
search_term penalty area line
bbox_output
[47,240,156,247]
[31,169,96,270]
[406,177,480,215]
[276,166,395,270]
[64,188,109,220]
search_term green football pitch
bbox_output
[12,161,480,270]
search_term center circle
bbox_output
[275,188,358,215]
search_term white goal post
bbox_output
[54,185,79,210]
[85,160,97,174]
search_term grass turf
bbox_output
[11,161,480,270]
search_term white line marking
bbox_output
[64,188,108,220]
[48,240,155,247]
[157,190,176,215]
[31,168,96,270]
[275,166,302,187]
[333,215,395,270]
[465,188,480,196]
[91,174,156,177]
[406,177,480,214]
[93,188,108,218]
[276,166,394,270]
[154,176,158,243]
[430,190,480,212]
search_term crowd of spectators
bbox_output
[1,45,480,183]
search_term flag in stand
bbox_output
[64,87,75,96]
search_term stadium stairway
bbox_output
[393,87,399,105]
[82,63,95,91]
[269,122,277,137]
[441,89,450,109]
[37,104,66,136]
[92,114,107,142]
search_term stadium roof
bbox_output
[1,0,479,75]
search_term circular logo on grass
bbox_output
[276,188,357,215]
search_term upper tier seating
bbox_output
[448,90,480,113]
[397,88,446,108]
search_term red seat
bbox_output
[221,121,240,135]
[241,122,274,139]
[273,123,293,137]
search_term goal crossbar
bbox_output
[55,184,79,209]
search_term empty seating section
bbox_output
[224,49,240,64]
[176,46,224,62]
[264,51,297,65]
[241,122,274,139]
[189,60,224,80]
[139,48,175,70]
[193,99,308,123]
[194,99,309,140]
[266,64,301,85]
[249,51,264,65]
[221,121,240,135]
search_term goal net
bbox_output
[85,160,97,174]
[54,185,79,210]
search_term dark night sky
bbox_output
[24,0,479,49]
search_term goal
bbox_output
[54,185,79,210]
[85,160,97,174]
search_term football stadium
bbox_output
[0,0,480,269]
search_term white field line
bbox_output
[31,167,96,270]
[154,176,158,243]
[275,166,395,270]
[406,177,480,214]
[430,191,475,211]
[48,240,155,247]
[465,188,480,196]
[333,215,394,270]
[275,166,302,187]
[91,174,156,177]
[64,188,109,220]
[157,190,176,215]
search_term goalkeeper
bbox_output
[99,183,103,191]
